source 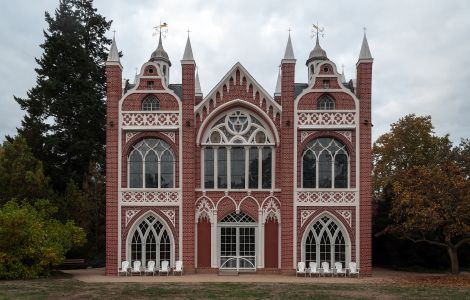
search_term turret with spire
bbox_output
[306,34,327,82]
[150,29,171,85]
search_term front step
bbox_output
[218,269,239,276]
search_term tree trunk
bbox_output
[447,246,459,274]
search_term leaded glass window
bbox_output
[302,138,348,189]
[202,109,275,190]
[129,215,173,267]
[317,95,335,110]
[128,139,175,188]
[304,215,348,267]
[142,96,160,111]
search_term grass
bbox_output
[0,273,470,299]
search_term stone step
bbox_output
[218,269,239,276]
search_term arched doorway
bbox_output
[127,214,174,267]
[218,212,257,271]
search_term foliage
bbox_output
[0,200,85,279]
[0,137,50,204]
[15,0,111,190]
[373,114,470,273]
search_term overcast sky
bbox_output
[1,0,469,143]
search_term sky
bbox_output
[1,0,469,143]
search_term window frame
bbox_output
[301,137,349,189]
[142,96,160,111]
[200,109,276,190]
[317,95,335,110]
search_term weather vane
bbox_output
[153,21,169,38]
[311,22,325,39]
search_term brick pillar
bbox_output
[105,62,122,275]
[280,59,295,272]
[181,60,196,272]
[356,59,373,276]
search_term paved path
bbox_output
[63,268,434,284]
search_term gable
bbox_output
[195,62,281,121]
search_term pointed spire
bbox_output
[340,64,346,83]
[150,30,171,65]
[282,32,296,61]
[358,30,373,60]
[274,67,281,97]
[195,68,203,97]
[182,35,194,61]
[306,34,327,65]
[107,35,120,63]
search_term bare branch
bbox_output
[406,237,447,248]
[456,237,470,249]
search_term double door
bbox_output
[219,226,256,270]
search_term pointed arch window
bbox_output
[304,215,348,267]
[128,138,175,188]
[129,215,173,267]
[317,95,335,110]
[302,138,348,188]
[142,96,160,111]
[201,110,275,190]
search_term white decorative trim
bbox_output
[195,198,215,223]
[300,209,317,227]
[298,111,356,128]
[125,209,141,226]
[296,191,357,205]
[261,198,281,223]
[336,209,352,227]
[161,209,176,227]
[126,132,139,143]
[120,189,181,205]
[300,131,314,143]
[335,130,352,142]
[122,112,179,129]
[161,131,176,143]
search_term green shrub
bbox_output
[0,199,85,279]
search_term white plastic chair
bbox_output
[145,261,156,276]
[173,260,183,276]
[130,261,142,276]
[296,262,307,277]
[308,262,320,277]
[159,260,170,276]
[334,262,347,277]
[321,262,333,276]
[349,262,360,277]
[118,260,129,276]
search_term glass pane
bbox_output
[318,152,332,188]
[248,147,258,189]
[160,231,171,263]
[160,151,174,188]
[231,147,245,188]
[204,148,214,189]
[320,231,331,264]
[217,148,227,188]
[262,147,272,189]
[146,231,157,264]
[131,231,142,262]
[145,151,158,188]
[305,231,316,266]
[129,151,143,188]
[335,232,346,266]
[302,151,316,188]
[334,154,348,188]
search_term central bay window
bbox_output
[128,138,175,188]
[202,110,275,190]
[302,137,349,188]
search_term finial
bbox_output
[311,22,325,39]
[153,21,169,38]
[341,64,345,73]
[187,29,191,37]
[282,31,295,61]
[112,29,116,38]
[358,27,373,61]
[363,26,367,35]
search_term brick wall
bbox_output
[105,63,122,275]
[357,60,373,276]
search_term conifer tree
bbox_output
[15,0,112,190]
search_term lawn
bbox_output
[0,273,470,299]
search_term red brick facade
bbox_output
[105,34,372,276]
